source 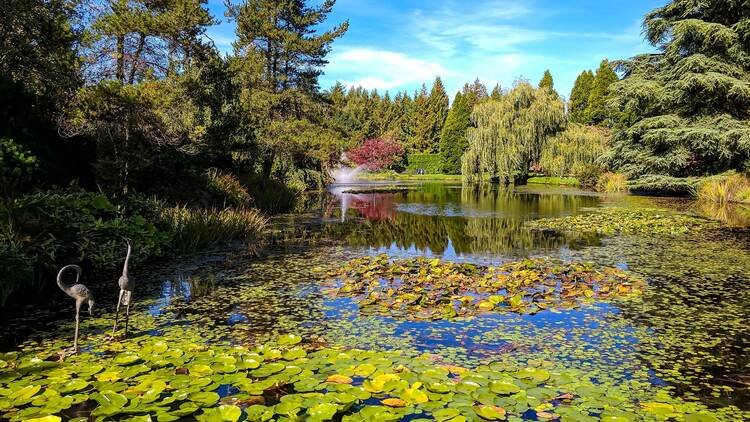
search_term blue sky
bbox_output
[206,0,660,99]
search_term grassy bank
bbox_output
[526,176,580,186]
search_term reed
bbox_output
[162,205,267,253]
[696,174,750,205]
[596,172,628,193]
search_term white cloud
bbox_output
[326,48,451,91]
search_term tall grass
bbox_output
[596,172,628,193]
[696,174,750,205]
[162,206,267,254]
[205,169,252,208]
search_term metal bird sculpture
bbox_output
[112,238,134,337]
[56,264,94,352]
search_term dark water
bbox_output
[3,181,750,411]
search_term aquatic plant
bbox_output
[0,330,737,421]
[526,208,720,235]
[695,174,750,205]
[595,173,627,193]
[161,206,267,253]
[324,255,644,320]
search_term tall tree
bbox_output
[462,81,566,184]
[538,69,559,98]
[439,92,472,174]
[490,84,503,100]
[584,60,618,125]
[408,84,431,152]
[606,0,750,180]
[426,77,450,153]
[228,0,348,178]
[463,78,488,101]
[569,70,594,123]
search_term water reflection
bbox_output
[327,183,601,259]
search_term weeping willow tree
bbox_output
[462,81,566,184]
[540,124,609,179]
[605,0,750,187]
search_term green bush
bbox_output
[627,175,700,196]
[205,169,252,208]
[405,154,443,174]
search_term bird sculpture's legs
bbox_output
[124,302,131,336]
[74,300,81,352]
[112,290,123,337]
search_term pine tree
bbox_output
[538,69,559,98]
[439,92,472,174]
[462,81,566,184]
[426,77,450,153]
[490,84,503,101]
[606,0,750,180]
[584,60,618,125]
[464,78,488,101]
[569,70,594,123]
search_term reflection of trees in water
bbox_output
[347,213,598,255]
[459,185,598,217]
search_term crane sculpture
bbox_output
[56,265,94,352]
[112,238,134,337]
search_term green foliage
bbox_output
[462,81,566,184]
[0,138,37,198]
[538,69,559,98]
[539,124,608,181]
[160,206,266,254]
[327,255,644,319]
[596,172,628,193]
[569,70,594,123]
[405,154,443,174]
[527,208,719,235]
[584,60,619,125]
[204,169,252,208]
[606,0,750,186]
[526,176,580,186]
[439,92,472,174]
[696,173,750,205]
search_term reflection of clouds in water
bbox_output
[395,203,499,218]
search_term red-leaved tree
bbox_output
[346,137,404,171]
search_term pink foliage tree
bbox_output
[346,137,404,171]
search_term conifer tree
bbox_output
[569,70,594,123]
[538,69,559,98]
[409,84,431,152]
[426,77,450,153]
[584,60,618,125]
[439,92,472,174]
[606,0,750,180]
[490,84,503,101]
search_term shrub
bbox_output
[696,174,750,205]
[205,169,252,208]
[347,137,404,171]
[596,172,628,193]
[627,175,699,195]
[406,154,443,174]
[161,206,267,254]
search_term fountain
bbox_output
[330,152,365,184]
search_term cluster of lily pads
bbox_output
[322,255,644,319]
[0,329,729,422]
[525,208,720,236]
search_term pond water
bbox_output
[2,181,750,420]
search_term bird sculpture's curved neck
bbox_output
[122,239,131,277]
[57,264,82,294]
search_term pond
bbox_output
[2,182,749,421]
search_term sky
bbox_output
[205,0,661,100]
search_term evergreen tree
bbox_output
[462,81,566,184]
[426,77,450,153]
[584,60,618,125]
[606,0,750,180]
[490,84,503,101]
[538,69,559,98]
[569,70,594,123]
[409,84,431,152]
[464,78,488,101]
[439,92,472,174]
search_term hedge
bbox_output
[405,154,443,174]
